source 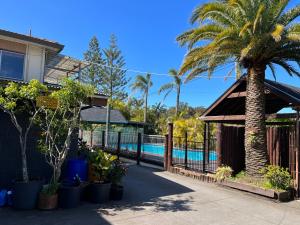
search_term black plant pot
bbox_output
[110,184,124,201]
[12,179,43,210]
[58,184,81,209]
[89,182,111,203]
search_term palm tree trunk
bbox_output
[245,65,268,176]
[144,90,148,123]
[176,85,180,117]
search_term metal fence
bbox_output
[82,129,218,172]
[172,135,217,173]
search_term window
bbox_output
[0,50,24,80]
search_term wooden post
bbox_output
[184,131,188,169]
[101,130,105,149]
[296,110,300,197]
[216,123,223,168]
[167,123,173,170]
[164,134,169,170]
[117,132,121,159]
[137,133,142,165]
[90,130,93,147]
[203,122,207,172]
[207,122,210,169]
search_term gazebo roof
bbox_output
[80,106,145,127]
[200,76,300,123]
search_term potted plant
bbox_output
[0,80,47,209]
[37,79,95,208]
[88,150,117,203]
[109,160,127,200]
[66,138,90,183]
[58,175,84,209]
[38,180,59,210]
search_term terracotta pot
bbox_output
[38,193,58,210]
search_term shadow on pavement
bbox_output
[102,164,195,213]
[0,164,194,225]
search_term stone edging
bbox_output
[168,166,216,183]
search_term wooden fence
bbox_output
[217,124,297,179]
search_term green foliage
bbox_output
[102,34,129,100]
[177,0,300,80]
[131,73,152,122]
[109,160,128,185]
[51,78,94,110]
[158,69,182,116]
[0,80,47,182]
[173,117,206,143]
[261,165,292,190]
[235,171,246,179]
[89,149,117,182]
[215,166,233,181]
[38,79,95,184]
[41,180,59,196]
[81,36,104,92]
[0,80,47,112]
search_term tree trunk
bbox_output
[144,90,148,123]
[105,103,111,147]
[176,85,180,117]
[19,134,29,182]
[245,65,268,176]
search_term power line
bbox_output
[78,57,237,79]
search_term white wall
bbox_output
[25,45,45,82]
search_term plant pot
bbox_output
[12,179,43,210]
[58,184,81,209]
[88,164,97,182]
[38,193,58,210]
[89,182,111,203]
[110,184,124,201]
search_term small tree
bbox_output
[0,80,47,182]
[38,79,94,186]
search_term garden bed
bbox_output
[218,179,293,202]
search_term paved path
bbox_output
[1,162,300,225]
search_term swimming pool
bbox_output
[120,143,217,161]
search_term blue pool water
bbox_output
[120,143,217,161]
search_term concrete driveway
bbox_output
[1,161,300,225]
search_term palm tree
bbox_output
[131,74,153,123]
[158,69,182,117]
[177,0,300,176]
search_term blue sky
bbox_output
[1,0,300,108]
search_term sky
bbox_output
[1,0,300,109]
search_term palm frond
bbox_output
[278,4,300,26]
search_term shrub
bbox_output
[215,166,233,181]
[261,165,291,190]
[109,160,128,185]
[89,150,117,182]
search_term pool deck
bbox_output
[1,160,300,225]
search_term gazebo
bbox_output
[200,76,300,196]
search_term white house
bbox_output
[0,29,91,85]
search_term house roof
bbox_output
[0,29,64,52]
[200,75,300,122]
[44,54,90,84]
[80,106,145,126]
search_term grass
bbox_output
[228,171,286,192]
